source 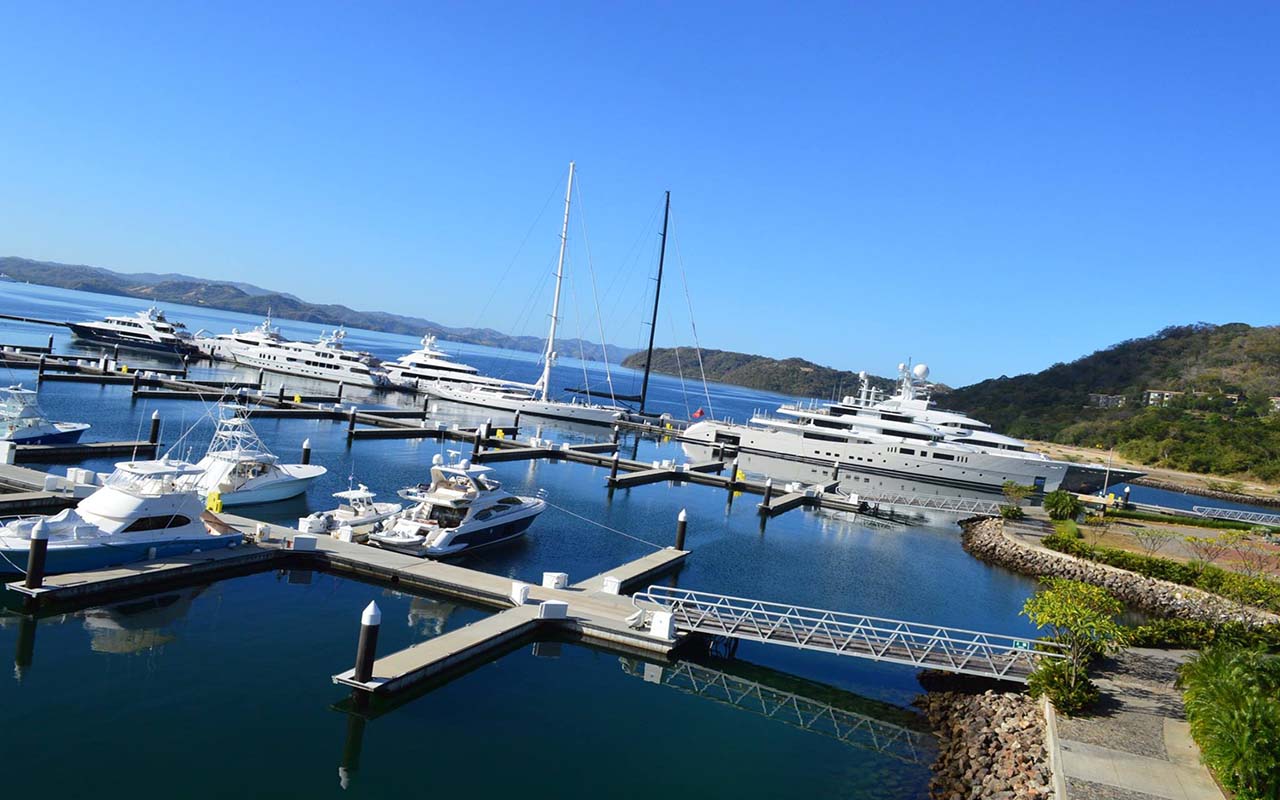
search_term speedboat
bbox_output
[370,455,545,557]
[0,458,243,575]
[298,484,402,534]
[67,306,196,355]
[1,385,90,445]
[180,404,327,506]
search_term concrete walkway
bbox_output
[1053,648,1224,800]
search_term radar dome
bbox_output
[913,364,930,380]
[897,362,907,373]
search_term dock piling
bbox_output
[512,409,520,432]
[612,424,620,445]
[339,712,367,790]
[36,355,45,382]
[301,438,312,465]
[347,406,358,437]
[337,381,345,402]
[277,385,285,404]
[608,452,620,485]
[675,508,688,550]
[46,333,53,352]
[112,344,120,363]
[148,410,161,445]
[352,601,382,684]
[257,368,265,388]
[729,458,740,492]
[14,614,36,681]
[131,370,142,395]
[762,478,774,508]
[24,520,49,590]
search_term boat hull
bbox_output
[0,534,242,576]
[216,476,319,506]
[5,424,89,445]
[66,324,194,356]
[429,384,622,426]
[372,500,545,558]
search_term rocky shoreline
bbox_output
[961,517,1277,625]
[915,690,1055,799]
[1131,475,1280,508]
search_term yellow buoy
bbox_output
[293,394,302,403]
[496,429,505,439]
[206,491,223,513]
[121,365,128,374]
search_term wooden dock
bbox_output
[13,440,158,463]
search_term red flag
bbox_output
[691,408,705,419]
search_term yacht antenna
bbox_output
[638,190,670,415]
[538,161,574,403]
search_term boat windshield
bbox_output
[428,505,467,528]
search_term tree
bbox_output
[1043,489,1083,521]
[1002,480,1034,506]
[1185,531,1242,576]
[1132,526,1177,558]
[1022,579,1127,715]
[1080,514,1111,547]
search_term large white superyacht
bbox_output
[683,362,1141,496]
[195,314,395,388]
[384,334,520,392]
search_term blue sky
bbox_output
[1,2,1276,386]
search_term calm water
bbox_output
[1,283,1051,797]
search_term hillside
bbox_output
[945,323,1280,481]
[0,256,633,362]
[622,347,899,398]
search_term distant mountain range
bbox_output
[621,347,904,398]
[0,256,634,362]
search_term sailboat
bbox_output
[427,162,626,426]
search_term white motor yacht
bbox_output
[298,484,402,534]
[1,385,90,445]
[67,306,195,355]
[384,334,520,392]
[684,362,1143,497]
[195,313,395,388]
[180,404,327,506]
[0,458,242,575]
[370,454,545,557]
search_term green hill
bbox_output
[621,347,898,398]
[0,256,634,362]
[945,323,1280,481]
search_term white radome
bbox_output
[913,363,930,380]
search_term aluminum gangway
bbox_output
[634,586,1066,683]
[1193,505,1280,527]
[619,658,933,764]
[852,492,1002,516]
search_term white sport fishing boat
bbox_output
[1,385,90,444]
[67,306,196,355]
[370,454,545,557]
[427,162,625,426]
[0,458,242,575]
[195,313,396,388]
[684,362,1143,497]
[181,404,327,506]
[297,484,402,534]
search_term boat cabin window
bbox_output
[933,452,955,461]
[428,505,467,528]
[497,497,523,506]
[122,515,192,532]
[900,448,915,456]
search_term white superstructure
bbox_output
[685,362,1140,496]
[384,335,526,392]
[179,404,327,506]
[67,306,195,354]
[196,314,394,388]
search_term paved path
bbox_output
[1054,648,1223,800]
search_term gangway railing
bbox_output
[851,493,1002,516]
[1193,505,1280,527]
[635,586,1066,683]
[619,658,933,764]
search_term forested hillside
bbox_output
[945,323,1280,480]
[621,347,898,398]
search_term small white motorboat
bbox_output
[0,458,242,575]
[1,385,91,445]
[371,454,545,557]
[181,404,327,507]
[298,484,402,534]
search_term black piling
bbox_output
[762,478,774,509]
[473,421,489,458]
[337,381,345,402]
[131,370,142,395]
[301,438,312,465]
[277,385,285,404]
[611,424,620,445]
[14,614,36,681]
[347,406,358,437]
[832,459,841,480]
[512,409,521,432]
[608,452,620,484]
[675,508,688,550]
[36,355,45,383]
[352,601,381,684]
[46,333,54,352]
[257,368,266,388]
[728,458,740,492]
[24,521,50,590]
[338,711,367,790]
[148,410,161,445]
[112,344,120,363]
[181,355,189,379]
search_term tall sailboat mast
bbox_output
[538,161,575,403]
[638,190,670,415]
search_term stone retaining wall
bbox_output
[961,517,1277,625]
[1131,476,1280,508]
[916,690,1054,799]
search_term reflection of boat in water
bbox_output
[682,441,993,526]
[371,455,545,557]
[619,656,932,766]
[81,586,205,654]
[406,596,458,637]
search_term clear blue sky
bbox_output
[1,2,1276,386]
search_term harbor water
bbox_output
[1,283,1069,797]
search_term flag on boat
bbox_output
[691,408,705,419]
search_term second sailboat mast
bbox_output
[638,190,670,415]
[540,160,575,403]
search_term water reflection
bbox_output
[80,586,205,655]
